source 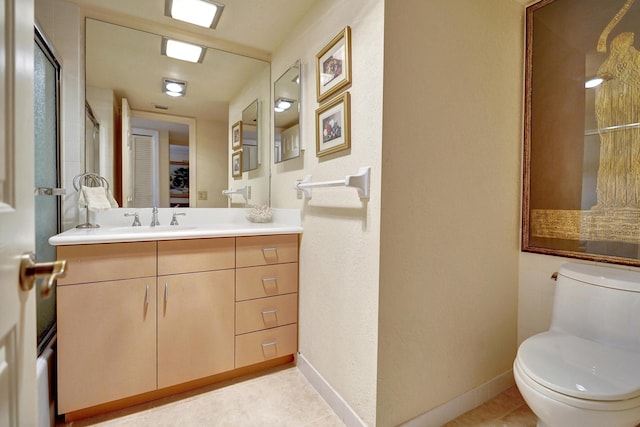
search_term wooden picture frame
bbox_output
[316,92,350,157]
[232,150,243,178]
[523,0,640,266]
[231,120,242,150]
[316,26,351,103]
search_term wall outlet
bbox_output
[198,191,208,200]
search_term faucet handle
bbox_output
[124,212,141,226]
[170,212,186,226]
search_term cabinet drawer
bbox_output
[57,242,156,285]
[236,234,298,268]
[236,293,298,335]
[235,323,297,368]
[158,238,235,275]
[236,263,298,301]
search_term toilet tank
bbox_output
[551,263,640,353]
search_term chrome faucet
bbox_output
[124,212,141,227]
[150,207,160,227]
[170,212,186,226]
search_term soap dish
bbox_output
[246,205,273,223]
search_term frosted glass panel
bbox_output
[34,34,60,348]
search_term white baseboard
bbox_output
[400,369,515,427]
[296,353,367,427]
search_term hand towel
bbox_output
[79,185,112,212]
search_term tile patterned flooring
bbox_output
[56,364,536,426]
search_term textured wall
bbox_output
[269,0,384,424]
[377,1,524,425]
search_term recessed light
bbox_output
[163,78,188,97]
[161,37,206,63]
[165,0,225,29]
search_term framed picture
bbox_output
[231,120,242,150]
[316,92,350,157]
[232,150,243,178]
[169,162,189,197]
[523,0,640,266]
[316,26,351,103]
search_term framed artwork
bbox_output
[169,162,189,197]
[232,150,243,178]
[523,0,640,266]
[316,26,351,103]
[231,120,242,150]
[316,92,350,157]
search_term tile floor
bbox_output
[56,364,536,426]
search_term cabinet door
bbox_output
[157,270,235,388]
[57,278,157,414]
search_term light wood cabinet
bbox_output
[235,235,299,368]
[57,234,299,418]
[157,270,235,388]
[57,278,156,414]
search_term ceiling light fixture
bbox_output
[274,98,295,112]
[165,0,225,29]
[161,37,206,63]
[163,78,187,97]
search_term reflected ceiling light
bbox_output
[585,77,604,89]
[163,78,187,97]
[274,98,294,112]
[161,37,206,63]
[165,0,225,29]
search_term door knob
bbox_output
[19,252,67,298]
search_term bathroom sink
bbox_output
[104,225,198,233]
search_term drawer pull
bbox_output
[261,277,278,289]
[262,247,278,257]
[165,283,169,301]
[145,284,149,305]
[261,340,277,348]
[261,309,278,316]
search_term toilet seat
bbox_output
[517,330,640,403]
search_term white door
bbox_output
[0,0,37,425]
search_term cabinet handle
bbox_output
[165,283,169,301]
[261,340,277,348]
[145,284,149,306]
[261,277,277,287]
[262,247,278,256]
[261,309,278,315]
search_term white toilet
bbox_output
[514,262,640,427]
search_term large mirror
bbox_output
[85,18,270,208]
[274,60,301,163]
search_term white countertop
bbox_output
[50,208,302,246]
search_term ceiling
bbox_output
[74,0,318,127]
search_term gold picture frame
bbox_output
[316,26,352,103]
[232,150,243,178]
[316,92,350,157]
[523,0,640,266]
[231,120,242,150]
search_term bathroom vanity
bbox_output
[50,208,302,420]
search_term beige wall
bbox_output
[270,0,385,424]
[376,1,524,425]
[196,119,228,207]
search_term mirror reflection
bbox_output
[241,99,259,172]
[85,18,270,208]
[274,60,301,163]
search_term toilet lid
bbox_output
[517,331,640,401]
